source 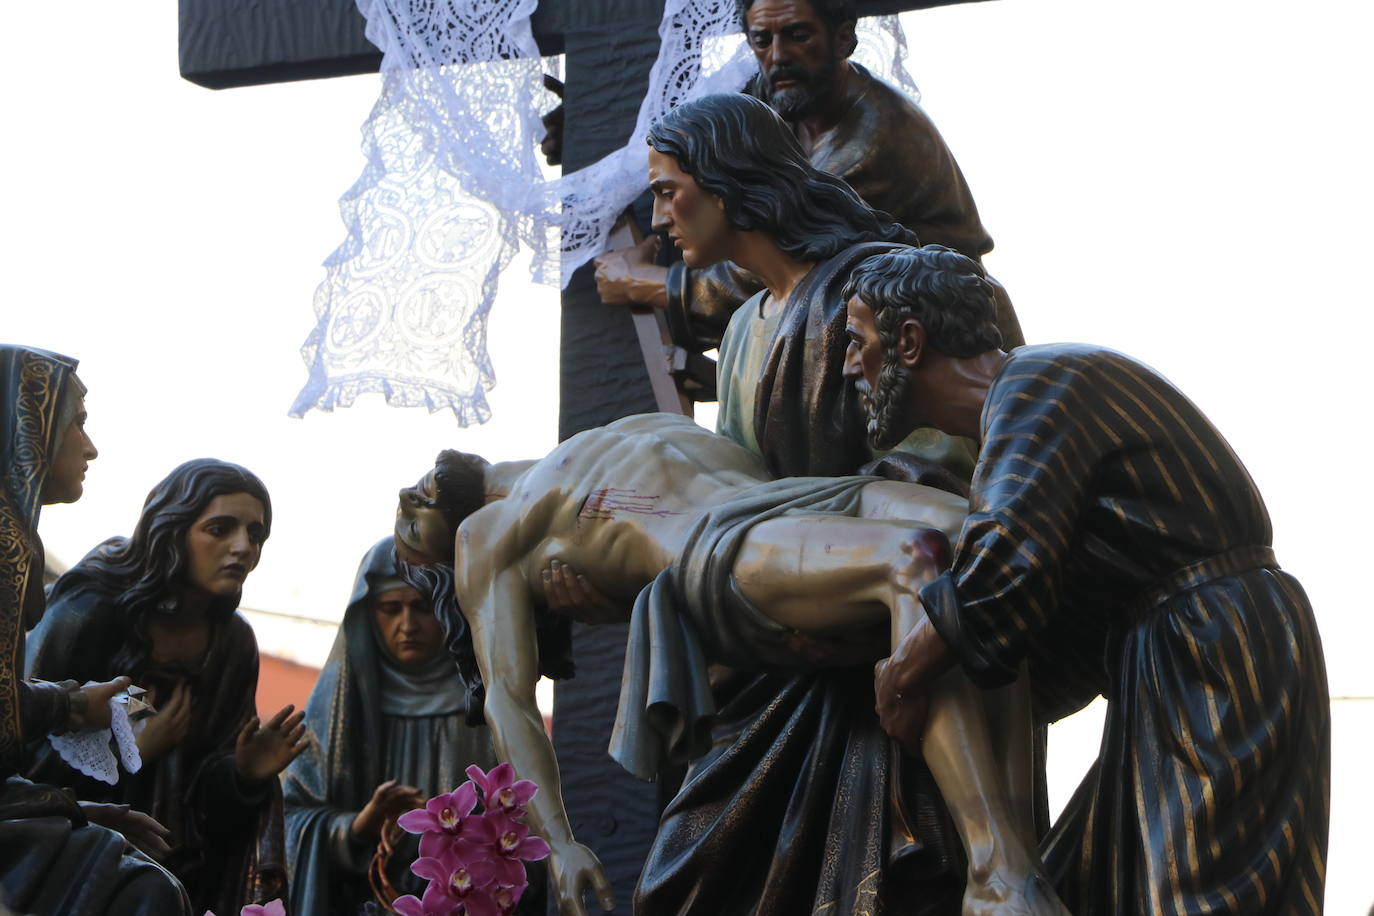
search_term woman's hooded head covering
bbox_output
[0,344,83,770]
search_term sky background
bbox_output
[4,0,1370,908]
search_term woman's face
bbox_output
[40,394,98,505]
[372,586,445,668]
[182,492,267,598]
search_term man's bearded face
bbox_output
[845,295,916,451]
[761,46,839,121]
[855,353,915,452]
[746,0,844,121]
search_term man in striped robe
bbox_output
[845,245,1330,914]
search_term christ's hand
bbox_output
[550,840,615,916]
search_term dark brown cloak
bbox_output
[26,589,286,914]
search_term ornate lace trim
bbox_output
[293,0,921,425]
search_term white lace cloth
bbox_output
[292,0,922,424]
[48,698,144,786]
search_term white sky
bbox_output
[4,0,1371,908]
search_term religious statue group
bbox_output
[1,1,1330,914]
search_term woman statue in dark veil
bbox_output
[0,343,191,914]
[284,537,545,915]
[27,457,307,914]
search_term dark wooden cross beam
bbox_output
[179,1,984,910]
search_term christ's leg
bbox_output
[983,667,1039,845]
[919,668,1064,915]
[734,514,1066,916]
[856,482,1043,847]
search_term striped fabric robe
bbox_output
[921,343,1329,915]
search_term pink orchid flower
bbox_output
[242,903,286,916]
[398,781,480,838]
[466,763,538,815]
[408,847,500,916]
[200,901,286,916]
[476,810,551,887]
[393,890,498,916]
[390,895,430,916]
[492,883,526,915]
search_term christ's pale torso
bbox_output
[458,413,966,624]
[445,412,968,903]
[477,414,773,612]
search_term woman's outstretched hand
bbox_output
[234,704,308,782]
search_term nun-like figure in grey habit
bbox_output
[284,537,533,914]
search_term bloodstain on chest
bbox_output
[577,488,680,520]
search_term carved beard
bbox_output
[762,53,839,121]
[856,350,914,452]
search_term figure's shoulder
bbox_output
[998,344,1165,404]
[454,497,512,548]
[27,579,122,674]
[592,412,704,439]
[849,65,942,141]
[222,610,260,650]
[1014,342,1152,371]
[852,65,924,114]
[1006,341,1118,369]
[811,241,914,295]
[40,578,118,630]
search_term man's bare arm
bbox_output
[457,542,615,915]
[593,235,667,308]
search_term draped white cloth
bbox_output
[47,698,143,785]
[292,0,923,424]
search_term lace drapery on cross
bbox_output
[292,0,922,425]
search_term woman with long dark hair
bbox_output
[28,457,306,914]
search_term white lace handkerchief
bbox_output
[48,697,144,785]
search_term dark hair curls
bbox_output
[842,245,1002,358]
[647,94,914,263]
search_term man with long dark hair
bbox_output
[645,92,917,478]
[545,94,1022,915]
[596,0,1022,366]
